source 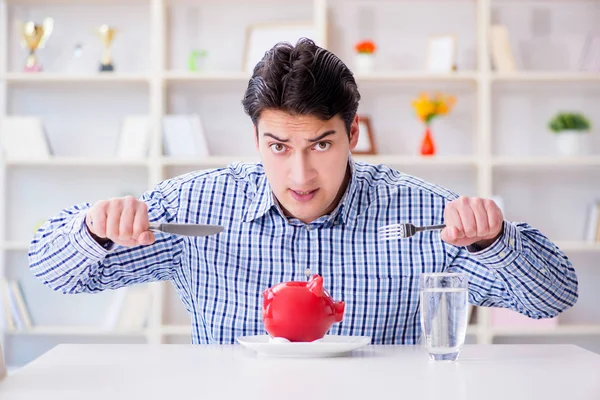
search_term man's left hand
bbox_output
[441,196,504,249]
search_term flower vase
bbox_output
[420,126,436,156]
[355,53,374,74]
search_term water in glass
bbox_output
[420,273,468,361]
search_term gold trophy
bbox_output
[20,18,54,72]
[98,25,116,72]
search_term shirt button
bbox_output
[509,238,515,247]
[499,251,506,258]
[306,225,312,230]
[541,268,547,275]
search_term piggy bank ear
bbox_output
[307,274,324,297]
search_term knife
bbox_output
[148,222,224,237]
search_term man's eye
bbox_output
[315,142,331,151]
[270,143,286,153]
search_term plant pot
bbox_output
[555,130,586,156]
[355,53,375,73]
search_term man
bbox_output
[29,38,578,345]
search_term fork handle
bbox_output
[415,224,446,232]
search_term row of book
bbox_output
[490,25,600,72]
[0,279,33,331]
[0,114,210,161]
[0,279,152,332]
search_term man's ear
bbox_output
[349,114,360,151]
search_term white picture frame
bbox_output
[426,35,457,73]
[243,22,317,73]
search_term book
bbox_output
[162,114,210,157]
[490,25,518,72]
[10,281,33,330]
[116,115,151,160]
[102,287,129,331]
[115,286,152,331]
[0,279,15,331]
[584,201,600,243]
[0,340,6,381]
[0,116,52,161]
[579,33,600,72]
[491,307,558,328]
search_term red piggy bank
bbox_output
[262,274,345,342]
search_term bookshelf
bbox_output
[1,0,599,368]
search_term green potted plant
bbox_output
[548,112,591,156]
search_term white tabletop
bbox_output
[1,344,599,400]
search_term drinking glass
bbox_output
[419,272,469,361]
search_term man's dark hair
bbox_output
[242,38,360,137]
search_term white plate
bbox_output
[236,335,371,358]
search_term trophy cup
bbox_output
[20,18,54,72]
[98,25,116,72]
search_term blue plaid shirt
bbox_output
[29,157,578,344]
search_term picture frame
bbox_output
[352,116,377,155]
[243,22,317,73]
[426,34,457,72]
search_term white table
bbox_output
[1,344,599,399]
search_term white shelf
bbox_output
[4,326,148,336]
[1,0,599,363]
[556,242,600,253]
[161,325,192,335]
[353,155,477,166]
[3,73,151,84]
[492,156,600,168]
[1,242,29,251]
[161,155,478,168]
[491,325,600,337]
[354,71,478,82]
[164,71,250,82]
[492,72,600,83]
[161,156,259,167]
[4,157,150,167]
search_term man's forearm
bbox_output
[450,221,578,318]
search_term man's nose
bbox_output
[289,153,316,186]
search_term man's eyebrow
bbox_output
[308,130,336,143]
[263,133,289,142]
[262,130,337,143]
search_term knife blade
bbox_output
[148,223,224,237]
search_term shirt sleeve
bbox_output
[28,178,185,294]
[445,220,579,319]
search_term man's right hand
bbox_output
[85,196,155,247]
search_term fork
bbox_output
[378,223,446,241]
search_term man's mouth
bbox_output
[290,189,319,202]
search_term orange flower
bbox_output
[411,92,457,125]
[355,40,376,54]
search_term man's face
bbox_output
[255,110,359,224]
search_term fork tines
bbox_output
[378,223,414,240]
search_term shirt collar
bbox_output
[241,154,362,225]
